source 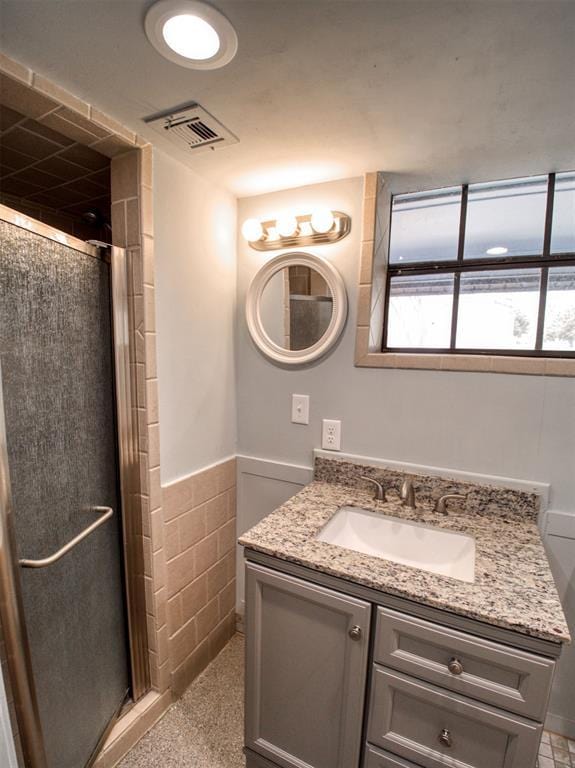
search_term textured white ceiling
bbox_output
[1,0,574,197]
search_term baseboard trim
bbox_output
[545,712,575,741]
[92,690,172,768]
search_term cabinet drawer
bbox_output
[374,607,554,720]
[368,666,541,768]
[365,743,420,767]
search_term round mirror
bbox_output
[246,252,347,364]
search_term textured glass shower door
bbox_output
[0,219,130,768]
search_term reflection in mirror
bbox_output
[260,266,334,351]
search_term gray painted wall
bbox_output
[154,150,238,484]
[236,177,575,509]
[236,176,575,737]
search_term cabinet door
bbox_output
[245,562,371,768]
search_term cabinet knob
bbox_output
[348,625,362,641]
[448,657,464,675]
[438,728,452,748]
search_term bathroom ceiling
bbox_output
[0,0,574,197]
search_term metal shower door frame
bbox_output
[110,244,151,703]
[0,214,150,768]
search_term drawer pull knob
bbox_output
[439,728,452,748]
[448,657,464,675]
[348,625,362,640]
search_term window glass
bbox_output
[543,266,575,351]
[464,177,548,259]
[389,187,461,264]
[387,273,454,348]
[456,269,540,349]
[550,172,575,254]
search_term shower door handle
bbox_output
[19,506,113,568]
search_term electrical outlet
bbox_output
[291,394,310,425]
[322,419,341,451]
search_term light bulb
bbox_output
[162,15,220,60]
[241,218,264,242]
[311,207,334,234]
[486,246,508,255]
[276,215,299,238]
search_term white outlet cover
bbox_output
[322,419,341,451]
[291,394,310,425]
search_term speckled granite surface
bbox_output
[239,459,570,644]
[315,457,542,522]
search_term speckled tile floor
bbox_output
[538,730,575,767]
[118,633,245,768]
[118,631,573,768]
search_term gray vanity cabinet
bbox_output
[244,553,559,768]
[245,563,371,768]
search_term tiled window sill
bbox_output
[354,348,575,377]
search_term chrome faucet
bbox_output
[434,493,466,515]
[400,479,416,509]
[359,475,386,502]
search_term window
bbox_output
[383,172,575,357]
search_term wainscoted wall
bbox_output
[235,456,313,613]
[162,458,237,697]
[544,512,575,738]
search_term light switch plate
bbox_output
[291,394,310,425]
[322,419,341,451]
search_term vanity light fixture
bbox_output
[145,0,238,70]
[486,246,509,255]
[242,209,351,251]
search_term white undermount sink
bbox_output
[316,505,476,583]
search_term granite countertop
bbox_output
[239,475,571,645]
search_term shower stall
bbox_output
[0,206,147,767]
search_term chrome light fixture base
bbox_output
[248,211,351,251]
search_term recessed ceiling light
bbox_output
[162,15,220,60]
[486,246,509,255]
[145,0,238,70]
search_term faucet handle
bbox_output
[359,475,386,502]
[434,493,466,515]
[400,478,417,509]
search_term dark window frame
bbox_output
[381,173,575,358]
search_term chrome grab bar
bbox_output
[19,506,113,568]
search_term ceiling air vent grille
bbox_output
[144,103,238,154]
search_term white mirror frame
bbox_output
[246,251,348,365]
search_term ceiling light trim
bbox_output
[145,0,238,70]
